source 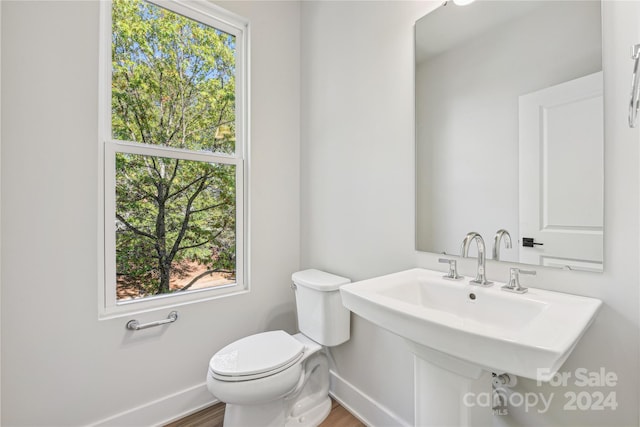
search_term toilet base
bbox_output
[223,396,330,427]
[285,395,331,427]
[223,400,284,427]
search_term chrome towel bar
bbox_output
[126,311,178,331]
[629,44,640,128]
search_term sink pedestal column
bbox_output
[409,343,494,427]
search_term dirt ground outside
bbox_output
[117,261,235,300]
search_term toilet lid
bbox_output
[210,330,304,380]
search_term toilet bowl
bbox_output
[206,269,351,427]
[207,332,330,427]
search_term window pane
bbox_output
[115,153,236,301]
[112,0,236,154]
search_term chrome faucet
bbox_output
[492,229,512,261]
[460,232,493,286]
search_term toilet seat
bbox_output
[210,331,305,382]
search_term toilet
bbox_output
[206,269,351,427]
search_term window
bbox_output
[99,0,248,316]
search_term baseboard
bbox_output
[329,370,411,427]
[90,371,407,427]
[90,382,217,427]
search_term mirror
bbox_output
[415,1,603,272]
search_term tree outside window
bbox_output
[109,0,242,302]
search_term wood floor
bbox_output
[165,398,365,427]
[320,399,366,427]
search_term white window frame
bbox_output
[98,0,250,318]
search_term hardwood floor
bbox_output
[165,398,365,427]
[319,399,366,427]
[166,402,225,427]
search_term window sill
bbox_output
[99,283,249,321]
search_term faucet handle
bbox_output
[502,267,536,294]
[439,258,463,280]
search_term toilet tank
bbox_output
[291,269,351,346]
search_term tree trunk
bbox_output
[158,260,171,294]
[156,179,171,294]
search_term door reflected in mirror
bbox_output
[415,0,603,272]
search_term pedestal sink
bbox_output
[339,268,602,426]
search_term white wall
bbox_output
[1,1,301,425]
[301,1,639,426]
[0,1,3,423]
[301,1,435,423]
[416,2,602,260]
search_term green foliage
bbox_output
[112,0,237,298]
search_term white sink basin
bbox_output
[340,268,602,381]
